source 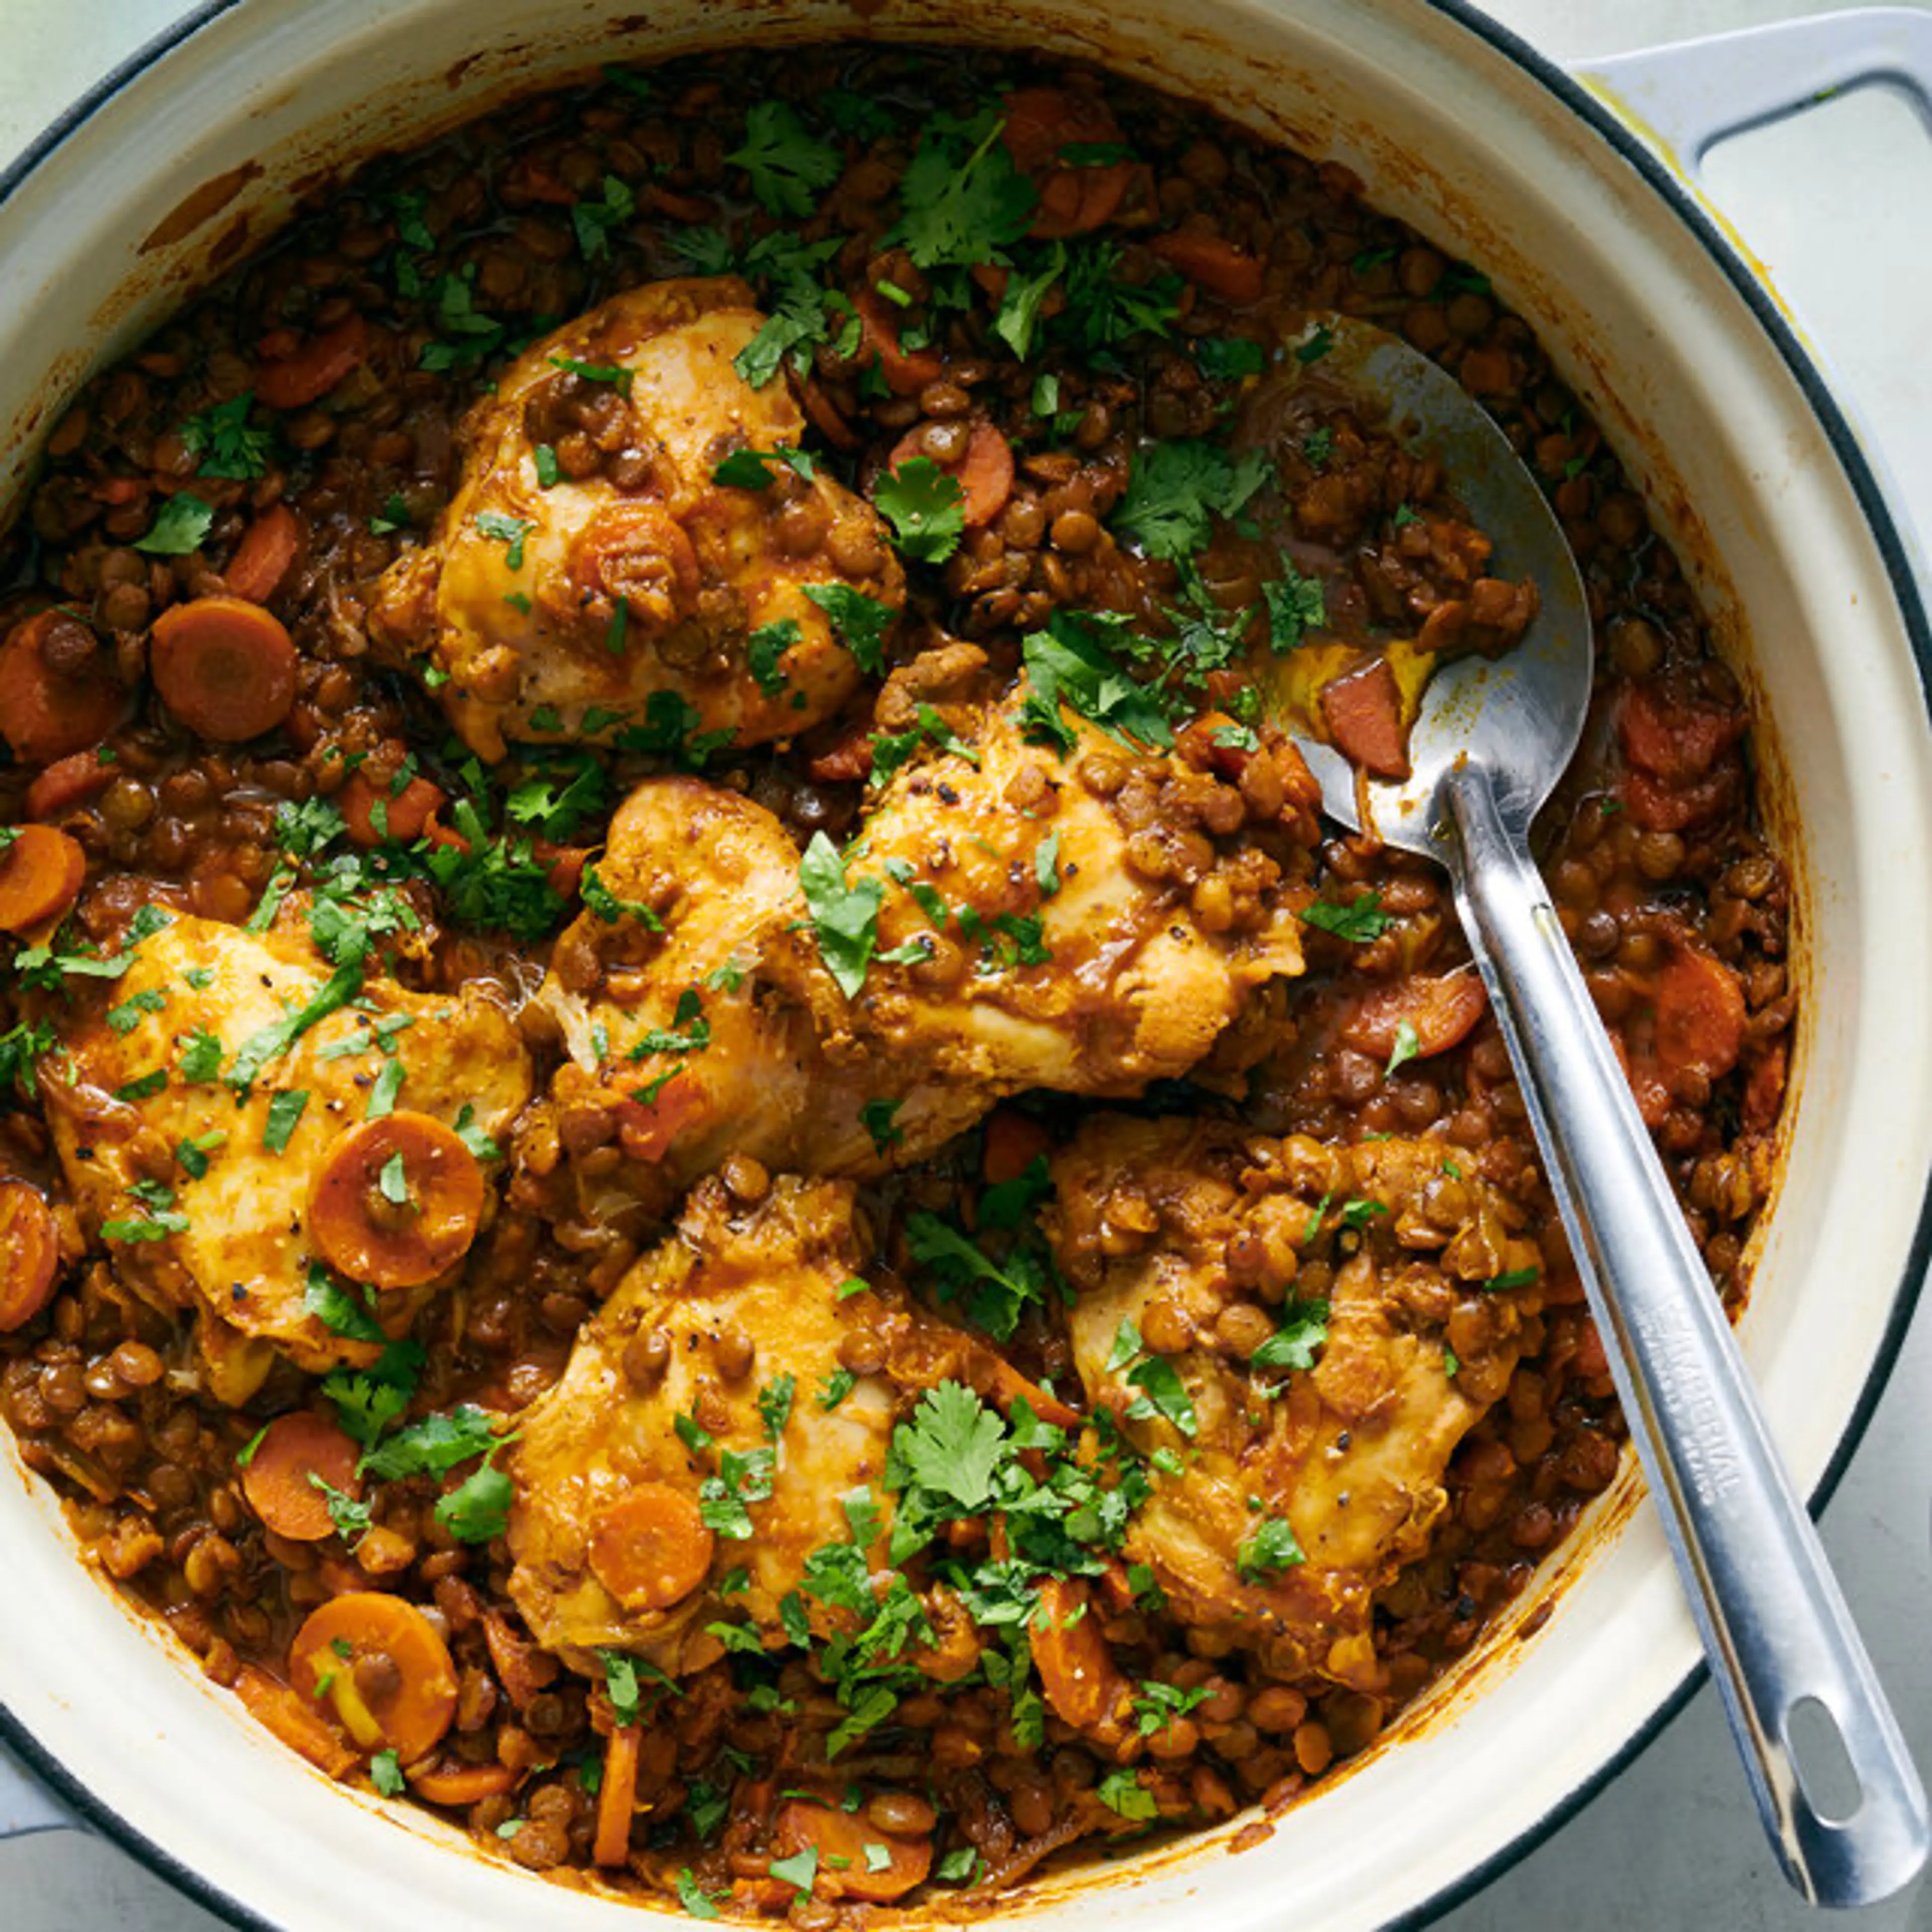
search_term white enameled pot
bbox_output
[0,4,1929,1928]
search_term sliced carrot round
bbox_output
[1030,1575,1129,1733]
[256,314,369,411]
[772,1797,933,1902]
[852,290,944,397]
[1651,939,1746,1085]
[307,1111,485,1290]
[587,1481,715,1611]
[150,595,298,742]
[0,1182,59,1332]
[570,503,700,637]
[0,825,86,933]
[0,613,128,764]
[224,502,303,605]
[242,1410,362,1542]
[1148,229,1267,306]
[25,749,116,822]
[288,1591,459,1763]
[1341,972,1489,1061]
[338,766,447,847]
[889,421,1013,529]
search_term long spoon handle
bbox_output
[1442,761,1928,1908]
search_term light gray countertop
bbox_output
[1,3,1926,1927]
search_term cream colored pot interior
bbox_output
[1,3,1928,1929]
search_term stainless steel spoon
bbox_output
[1279,318,1928,1908]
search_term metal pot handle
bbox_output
[1576,5,1932,183]
[0,1738,82,1839]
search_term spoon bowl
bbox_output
[1283,318,1592,848]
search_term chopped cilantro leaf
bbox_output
[798,833,881,1000]
[1250,1298,1331,1373]
[1113,439,1271,563]
[726,102,843,219]
[135,493,215,556]
[802,584,895,675]
[1237,1515,1305,1579]
[262,1087,309,1153]
[874,456,966,565]
[1299,892,1391,943]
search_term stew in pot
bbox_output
[0,44,1791,1916]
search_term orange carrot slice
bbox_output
[593,1723,642,1867]
[0,613,127,764]
[25,749,115,821]
[771,1797,934,1902]
[1030,1576,1129,1733]
[150,595,298,742]
[1341,973,1488,1062]
[1651,940,1746,1086]
[408,1760,516,1807]
[288,1591,459,1763]
[1320,657,1408,779]
[224,502,302,604]
[889,421,1014,529]
[307,1111,485,1290]
[0,1182,59,1332]
[1148,230,1266,306]
[0,825,86,933]
[256,314,368,411]
[242,1411,362,1542]
[235,1665,360,1779]
[338,767,447,848]
[1001,88,1134,238]
[587,1482,715,1611]
[852,290,944,397]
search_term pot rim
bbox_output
[0,4,1925,1930]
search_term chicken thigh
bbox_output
[508,1173,1018,1677]
[370,276,904,761]
[39,907,530,1402]
[1048,1115,1545,1691]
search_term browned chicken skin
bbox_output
[371,277,904,761]
[1048,1114,1545,1692]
